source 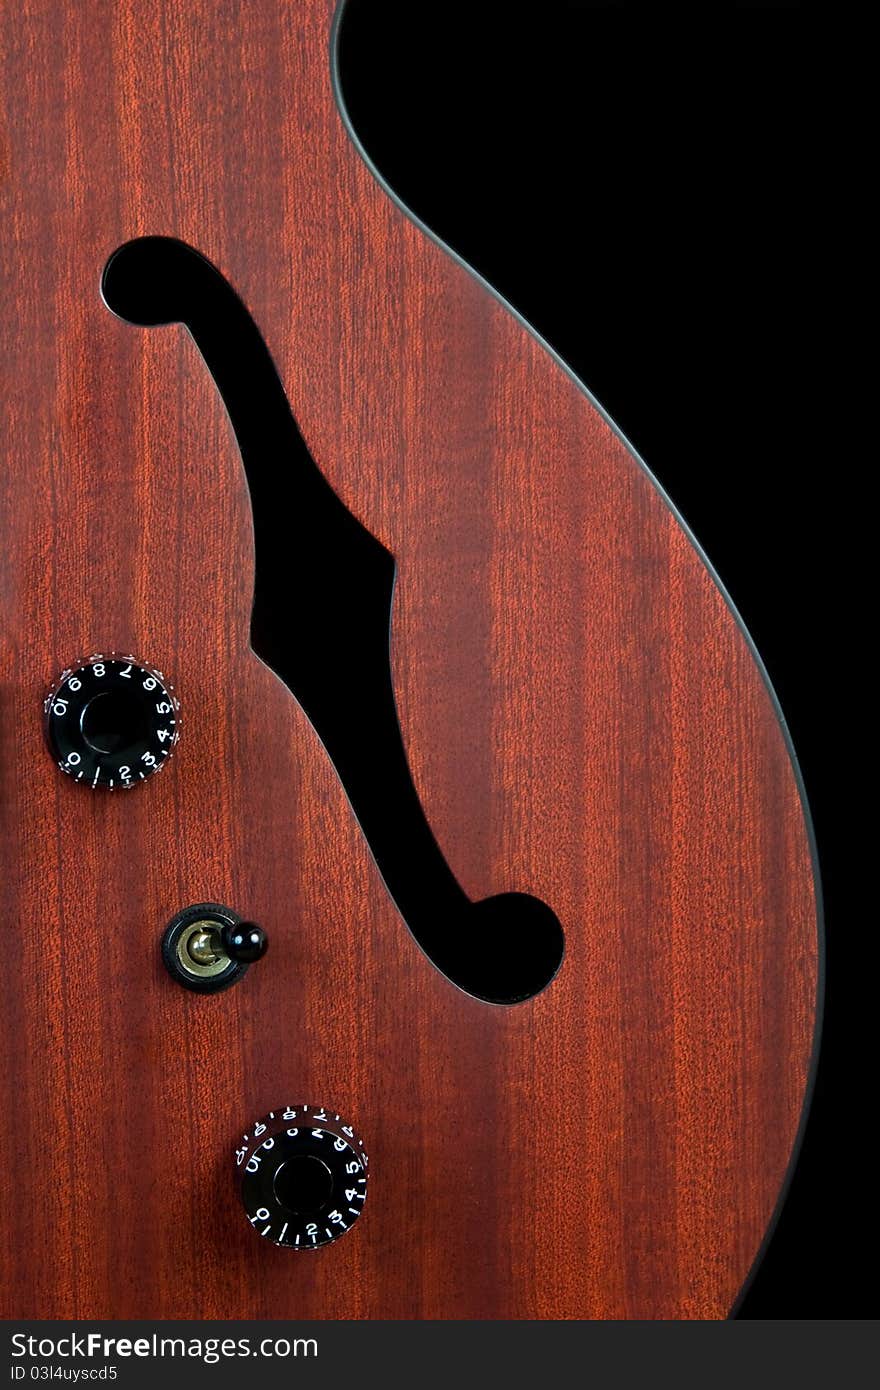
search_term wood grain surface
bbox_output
[0,0,818,1318]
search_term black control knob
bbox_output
[45,654,179,789]
[236,1105,368,1249]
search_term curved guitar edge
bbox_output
[329,0,824,1318]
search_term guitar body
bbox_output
[0,0,818,1319]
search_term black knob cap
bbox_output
[222,921,268,963]
[45,654,179,789]
[237,1105,368,1249]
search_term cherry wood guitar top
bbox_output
[0,0,818,1318]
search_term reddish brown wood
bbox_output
[0,0,818,1319]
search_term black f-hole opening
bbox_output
[101,236,565,1004]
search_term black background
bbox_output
[337,2,862,1318]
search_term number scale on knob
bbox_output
[236,1105,368,1250]
[44,654,180,789]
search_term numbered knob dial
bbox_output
[236,1105,368,1249]
[45,655,179,789]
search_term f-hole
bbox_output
[102,236,565,1004]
